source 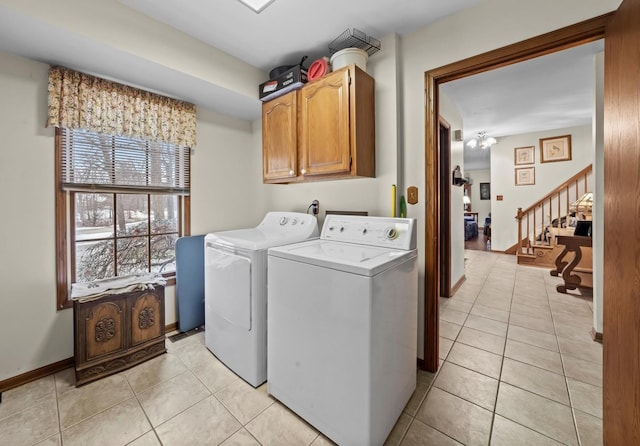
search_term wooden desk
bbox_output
[551,235,593,293]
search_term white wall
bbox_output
[439,93,465,290]
[0,53,71,381]
[466,169,492,226]
[0,52,266,381]
[191,109,266,235]
[490,125,593,251]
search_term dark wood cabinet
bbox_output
[74,286,166,386]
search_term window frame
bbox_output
[55,128,190,310]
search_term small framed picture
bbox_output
[514,146,535,165]
[479,182,490,200]
[540,135,572,163]
[515,167,535,186]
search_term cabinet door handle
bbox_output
[289,170,295,176]
[301,169,307,175]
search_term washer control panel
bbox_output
[321,215,416,250]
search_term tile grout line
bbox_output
[487,267,517,446]
[489,266,577,444]
[167,341,267,445]
[53,372,63,444]
[121,375,162,446]
[545,279,584,446]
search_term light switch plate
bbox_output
[407,186,418,204]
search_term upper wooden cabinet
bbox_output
[262,90,298,181]
[262,64,375,183]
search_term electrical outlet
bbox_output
[310,200,319,215]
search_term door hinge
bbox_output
[350,156,353,168]
[349,76,352,85]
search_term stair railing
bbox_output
[515,164,593,256]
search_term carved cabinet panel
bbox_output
[74,286,166,386]
[85,299,125,360]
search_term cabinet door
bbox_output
[262,91,298,182]
[299,69,351,177]
[80,298,126,361]
[130,290,164,346]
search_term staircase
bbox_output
[514,165,592,268]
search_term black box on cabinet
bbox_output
[259,66,308,101]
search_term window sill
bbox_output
[59,273,176,311]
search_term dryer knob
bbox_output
[384,227,399,240]
[280,217,289,225]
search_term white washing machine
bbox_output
[204,212,318,387]
[267,215,418,446]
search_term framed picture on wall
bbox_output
[514,146,535,165]
[515,167,535,186]
[479,182,490,200]
[540,135,572,163]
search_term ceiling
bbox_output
[441,40,603,170]
[119,0,483,72]
[0,0,602,168]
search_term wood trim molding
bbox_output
[439,119,452,299]
[165,322,179,333]
[427,13,613,84]
[423,70,439,373]
[0,357,74,393]
[450,275,466,297]
[423,13,612,374]
[590,327,603,343]
[55,128,71,311]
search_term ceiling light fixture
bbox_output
[236,0,276,13]
[466,131,497,149]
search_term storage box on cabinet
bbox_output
[262,64,375,183]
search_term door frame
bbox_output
[422,13,613,372]
[438,119,452,298]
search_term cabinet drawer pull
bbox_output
[289,170,295,176]
[301,169,307,175]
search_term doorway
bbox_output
[421,12,611,372]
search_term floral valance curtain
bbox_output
[47,65,196,148]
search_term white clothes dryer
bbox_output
[204,212,318,387]
[267,215,418,446]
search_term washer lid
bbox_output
[268,239,416,276]
[206,227,317,251]
[205,212,319,251]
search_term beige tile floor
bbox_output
[0,250,602,445]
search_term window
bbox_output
[56,128,190,309]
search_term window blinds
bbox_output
[60,128,190,194]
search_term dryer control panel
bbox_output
[320,215,416,250]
